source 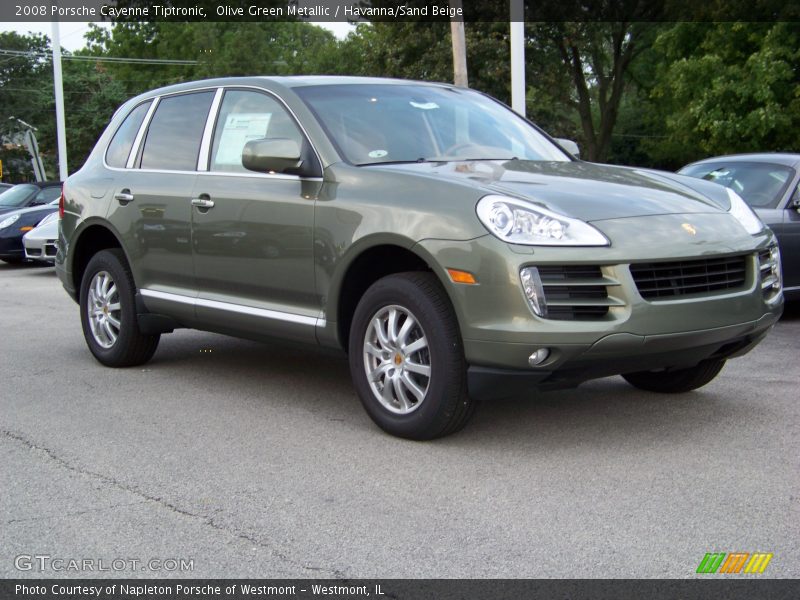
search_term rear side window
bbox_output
[105,101,151,168]
[139,91,214,171]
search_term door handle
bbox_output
[114,190,134,205]
[191,197,215,209]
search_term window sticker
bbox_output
[368,150,388,158]
[409,101,439,110]
[215,112,272,165]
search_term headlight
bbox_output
[0,214,20,230]
[37,212,58,227]
[37,212,59,227]
[476,195,609,246]
[727,188,764,235]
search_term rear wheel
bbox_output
[79,249,159,367]
[622,359,726,393]
[348,272,476,440]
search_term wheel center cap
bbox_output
[394,353,403,365]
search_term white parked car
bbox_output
[23,211,59,264]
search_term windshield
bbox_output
[0,184,36,208]
[680,162,795,209]
[295,84,570,166]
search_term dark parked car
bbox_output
[57,77,782,439]
[680,154,799,299]
[0,181,62,216]
[0,199,59,263]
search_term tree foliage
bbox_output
[1,19,798,180]
[647,22,800,168]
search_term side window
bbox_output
[105,100,151,168]
[209,90,304,173]
[140,91,214,171]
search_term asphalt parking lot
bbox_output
[1,262,798,579]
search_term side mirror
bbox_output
[791,186,800,209]
[242,138,303,174]
[555,138,580,158]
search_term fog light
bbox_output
[520,266,547,317]
[528,348,550,367]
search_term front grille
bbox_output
[630,255,747,300]
[538,265,620,320]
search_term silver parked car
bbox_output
[23,211,59,263]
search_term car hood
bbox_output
[371,160,731,221]
[1,204,58,224]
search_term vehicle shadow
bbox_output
[780,301,800,321]
[26,265,56,276]
[0,261,52,271]
[147,330,751,450]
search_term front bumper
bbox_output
[415,215,783,398]
[467,313,776,399]
[0,233,24,259]
[23,233,57,263]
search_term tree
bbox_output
[0,32,51,143]
[647,22,800,168]
[526,22,662,162]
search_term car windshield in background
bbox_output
[295,84,570,166]
[0,184,37,208]
[679,162,795,208]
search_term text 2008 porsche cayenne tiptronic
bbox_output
[56,77,783,439]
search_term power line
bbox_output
[0,48,197,66]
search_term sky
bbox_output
[0,21,355,51]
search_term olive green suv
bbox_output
[57,76,783,439]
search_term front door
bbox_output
[190,89,319,342]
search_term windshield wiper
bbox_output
[358,158,429,167]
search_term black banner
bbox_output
[2,579,800,600]
[2,0,799,23]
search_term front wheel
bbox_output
[79,248,160,367]
[622,359,726,393]
[348,272,476,440]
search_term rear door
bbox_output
[106,90,215,323]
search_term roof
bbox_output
[126,75,458,104]
[264,75,456,89]
[687,153,800,168]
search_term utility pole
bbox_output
[510,0,526,116]
[449,0,468,87]
[51,20,68,180]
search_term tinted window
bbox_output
[680,162,795,208]
[0,184,37,207]
[105,100,151,168]
[34,187,62,203]
[140,92,214,171]
[209,90,304,173]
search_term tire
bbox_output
[79,248,160,367]
[348,272,476,440]
[622,359,726,394]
